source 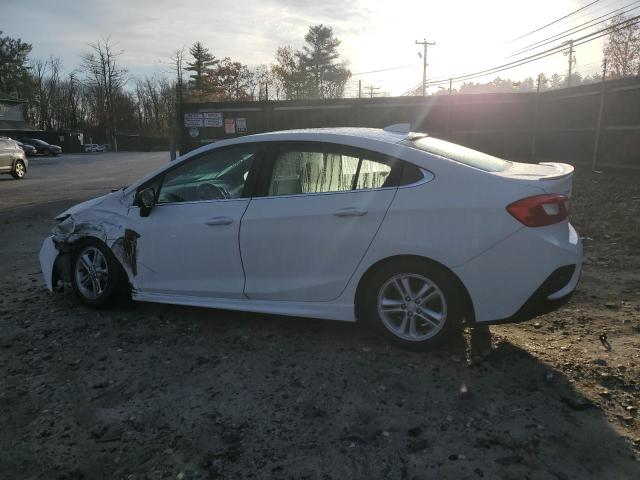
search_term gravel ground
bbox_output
[1,153,639,479]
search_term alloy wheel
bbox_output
[74,246,109,300]
[377,273,448,341]
[15,161,25,178]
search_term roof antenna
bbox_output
[383,123,411,134]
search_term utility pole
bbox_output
[566,39,575,87]
[415,38,436,96]
[366,85,380,98]
[358,79,362,99]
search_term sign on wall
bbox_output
[236,118,247,133]
[204,112,223,127]
[184,112,203,127]
[224,118,236,134]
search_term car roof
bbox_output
[181,127,416,161]
[248,127,409,143]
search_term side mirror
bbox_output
[138,187,156,217]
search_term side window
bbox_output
[156,145,257,204]
[354,159,392,190]
[268,147,358,196]
[267,144,397,196]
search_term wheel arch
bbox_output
[54,235,131,287]
[12,156,26,170]
[353,254,475,323]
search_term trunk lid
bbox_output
[495,161,574,197]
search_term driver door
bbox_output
[129,144,262,299]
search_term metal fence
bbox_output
[179,76,640,169]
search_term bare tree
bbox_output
[80,38,128,149]
[603,14,640,78]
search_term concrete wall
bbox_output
[179,76,640,169]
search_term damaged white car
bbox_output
[39,126,582,349]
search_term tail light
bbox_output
[507,194,569,227]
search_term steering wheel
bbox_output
[197,183,229,201]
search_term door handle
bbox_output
[205,216,233,226]
[333,207,368,217]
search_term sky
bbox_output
[1,0,621,96]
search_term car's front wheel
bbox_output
[71,239,124,308]
[11,159,26,179]
[363,260,464,350]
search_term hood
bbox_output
[55,190,127,221]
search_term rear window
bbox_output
[403,136,511,172]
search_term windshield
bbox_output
[403,136,511,172]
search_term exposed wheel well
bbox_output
[54,236,129,286]
[354,255,475,324]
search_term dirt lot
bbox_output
[1,153,639,480]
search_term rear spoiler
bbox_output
[537,162,574,180]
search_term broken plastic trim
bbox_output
[52,212,141,279]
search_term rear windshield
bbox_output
[403,136,511,172]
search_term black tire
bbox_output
[361,259,464,350]
[11,159,26,179]
[71,238,124,308]
[43,149,50,156]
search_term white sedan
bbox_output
[39,126,582,349]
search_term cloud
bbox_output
[2,0,367,78]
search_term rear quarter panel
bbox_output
[337,149,546,306]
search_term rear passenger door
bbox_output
[0,139,12,172]
[240,142,418,302]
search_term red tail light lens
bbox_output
[507,194,569,227]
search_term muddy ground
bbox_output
[1,153,639,480]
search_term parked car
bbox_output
[16,140,37,156]
[38,126,582,349]
[84,144,106,153]
[0,136,28,179]
[22,138,62,156]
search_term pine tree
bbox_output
[185,42,218,92]
[0,31,32,99]
[295,25,351,98]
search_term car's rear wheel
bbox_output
[362,259,464,350]
[11,160,26,179]
[71,239,124,308]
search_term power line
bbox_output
[351,65,414,76]
[510,0,640,57]
[415,14,639,89]
[506,0,602,43]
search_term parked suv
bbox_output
[22,138,62,156]
[0,137,28,179]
